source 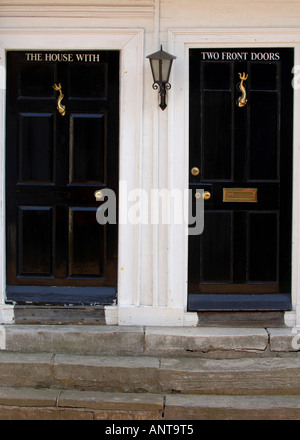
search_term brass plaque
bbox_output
[223,188,257,203]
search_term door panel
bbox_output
[248,212,278,282]
[69,207,105,278]
[249,93,278,180]
[19,113,54,182]
[69,114,105,183]
[19,63,56,98]
[202,91,232,180]
[201,211,232,282]
[6,51,119,304]
[68,63,107,99]
[18,206,54,276]
[188,48,293,310]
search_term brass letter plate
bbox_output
[223,188,257,203]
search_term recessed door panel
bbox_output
[201,211,232,283]
[69,114,105,184]
[19,63,56,98]
[68,62,107,99]
[18,206,54,276]
[249,92,278,180]
[248,212,278,283]
[202,91,232,180]
[68,207,105,278]
[19,113,54,182]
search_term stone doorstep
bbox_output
[164,394,300,420]
[1,352,300,394]
[0,387,164,420]
[2,325,299,356]
[0,387,164,411]
[1,387,300,420]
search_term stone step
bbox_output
[1,325,299,358]
[0,386,163,420]
[164,394,300,420]
[1,351,300,395]
[1,386,300,420]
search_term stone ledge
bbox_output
[0,387,164,420]
[0,386,58,407]
[268,327,300,352]
[144,327,268,355]
[4,325,145,356]
[0,407,95,420]
[158,357,300,394]
[1,387,300,420]
[2,325,299,358]
[58,389,164,411]
[0,386,164,411]
[1,352,300,394]
[0,352,53,388]
[53,353,160,393]
[164,394,300,420]
[56,354,300,394]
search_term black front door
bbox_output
[188,48,293,310]
[6,50,119,304]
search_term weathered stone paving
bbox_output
[0,325,300,419]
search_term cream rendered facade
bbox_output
[1,0,300,327]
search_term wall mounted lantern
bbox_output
[146,45,176,110]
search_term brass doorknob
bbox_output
[203,191,211,200]
[94,190,103,199]
[195,191,211,200]
[191,167,200,176]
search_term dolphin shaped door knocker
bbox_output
[237,72,248,107]
[53,83,66,116]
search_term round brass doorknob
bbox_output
[203,191,211,200]
[195,191,211,200]
[94,190,103,199]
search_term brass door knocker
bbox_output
[237,72,248,107]
[52,83,66,116]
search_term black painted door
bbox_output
[188,48,293,310]
[6,51,119,304]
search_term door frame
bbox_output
[0,28,143,323]
[168,28,300,327]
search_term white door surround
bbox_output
[168,28,300,328]
[0,28,144,324]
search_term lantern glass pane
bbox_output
[161,59,172,82]
[150,59,160,83]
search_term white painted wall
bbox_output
[0,0,300,326]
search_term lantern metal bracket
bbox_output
[152,81,171,110]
